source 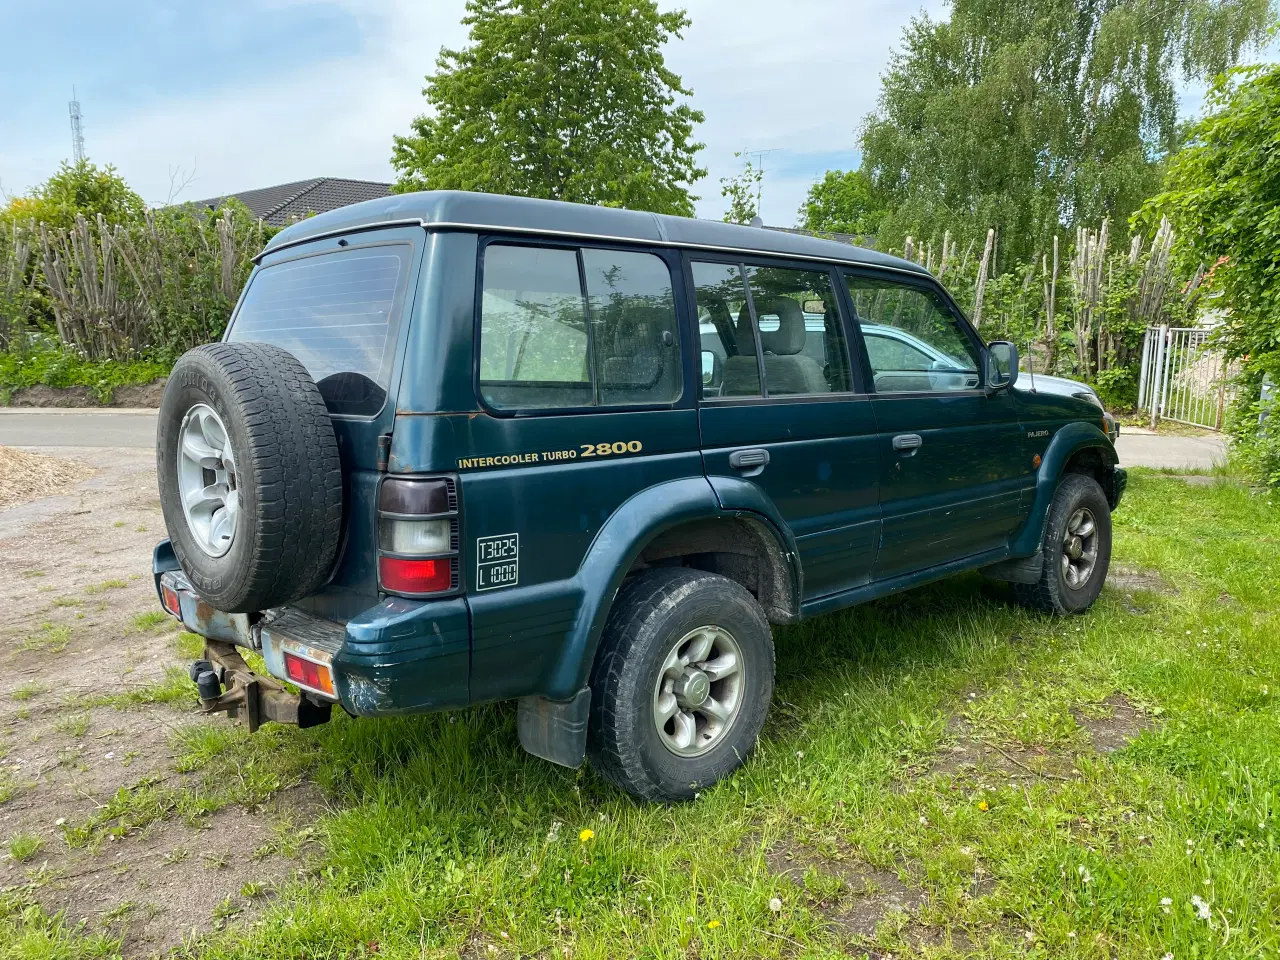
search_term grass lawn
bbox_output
[5,468,1279,959]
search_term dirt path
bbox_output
[0,446,319,956]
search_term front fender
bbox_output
[1010,422,1118,555]
[549,476,721,698]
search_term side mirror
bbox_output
[986,341,1019,391]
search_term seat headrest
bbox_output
[737,297,806,355]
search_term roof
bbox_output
[260,190,927,275]
[195,178,393,227]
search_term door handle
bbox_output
[892,433,923,451]
[728,448,770,471]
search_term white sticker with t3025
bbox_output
[476,533,519,590]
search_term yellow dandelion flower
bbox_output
[707,920,721,929]
[978,800,990,812]
[579,828,595,842]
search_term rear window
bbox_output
[228,245,412,416]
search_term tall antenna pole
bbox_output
[69,87,86,163]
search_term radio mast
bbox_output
[69,88,86,163]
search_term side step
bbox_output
[192,640,332,733]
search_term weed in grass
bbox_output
[55,713,91,738]
[161,847,189,865]
[0,778,17,805]
[85,579,128,594]
[112,521,125,529]
[135,525,147,532]
[131,610,169,631]
[20,623,71,653]
[239,881,269,900]
[174,632,205,659]
[101,901,135,924]
[77,666,193,710]
[12,682,47,701]
[20,569,44,578]
[50,596,81,607]
[7,833,43,862]
[204,852,230,871]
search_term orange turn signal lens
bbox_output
[284,652,334,696]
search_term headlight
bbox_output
[1073,390,1105,411]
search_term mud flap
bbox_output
[517,688,591,768]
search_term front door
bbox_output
[695,258,881,601]
[840,271,1029,580]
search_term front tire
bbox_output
[1013,473,1112,615]
[587,568,775,802]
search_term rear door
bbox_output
[695,257,881,600]
[460,238,702,703]
[225,226,425,616]
[840,270,1028,579]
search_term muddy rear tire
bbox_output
[157,342,343,613]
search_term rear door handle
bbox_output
[892,433,923,451]
[728,448,770,471]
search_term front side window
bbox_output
[843,275,980,393]
[479,244,680,410]
[229,245,411,416]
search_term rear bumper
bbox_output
[153,541,470,719]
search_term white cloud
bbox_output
[5,0,943,220]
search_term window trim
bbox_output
[687,251,860,403]
[225,235,417,422]
[838,266,988,398]
[472,235,687,418]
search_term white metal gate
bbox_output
[1137,326,1238,430]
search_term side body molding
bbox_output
[1009,421,1119,556]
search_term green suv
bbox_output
[152,191,1125,802]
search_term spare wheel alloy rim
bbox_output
[177,403,240,558]
[652,625,746,758]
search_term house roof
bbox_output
[260,190,926,276]
[196,178,393,227]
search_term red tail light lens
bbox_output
[161,583,182,618]
[379,556,452,594]
[284,652,335,696]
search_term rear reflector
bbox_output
[284,652,334,696]
[379,556,452,594]
[161,584,181,618]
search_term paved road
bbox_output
[1115,428,1227,471]
[0,408,1229,470]
[0,408,157,449]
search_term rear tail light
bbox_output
[377,477,459,597]
[161,583,182,618]
[283,651,335,697]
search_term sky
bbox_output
[0,0,1272,226]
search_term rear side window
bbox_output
[229,245,411,416]
[479,243,681,411]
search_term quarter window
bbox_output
[479,244,681,410]
[843,276,980,393]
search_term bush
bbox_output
[0,339,167,403]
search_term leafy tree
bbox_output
[391,0,706,216]
[798,169,884,237]
[858,0,1275,263]
[720,153,762,224]
[1146,62,1280,485]
[4,160,145,229]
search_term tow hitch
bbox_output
[192,640,332,733]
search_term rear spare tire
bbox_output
[157,342,343,613]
